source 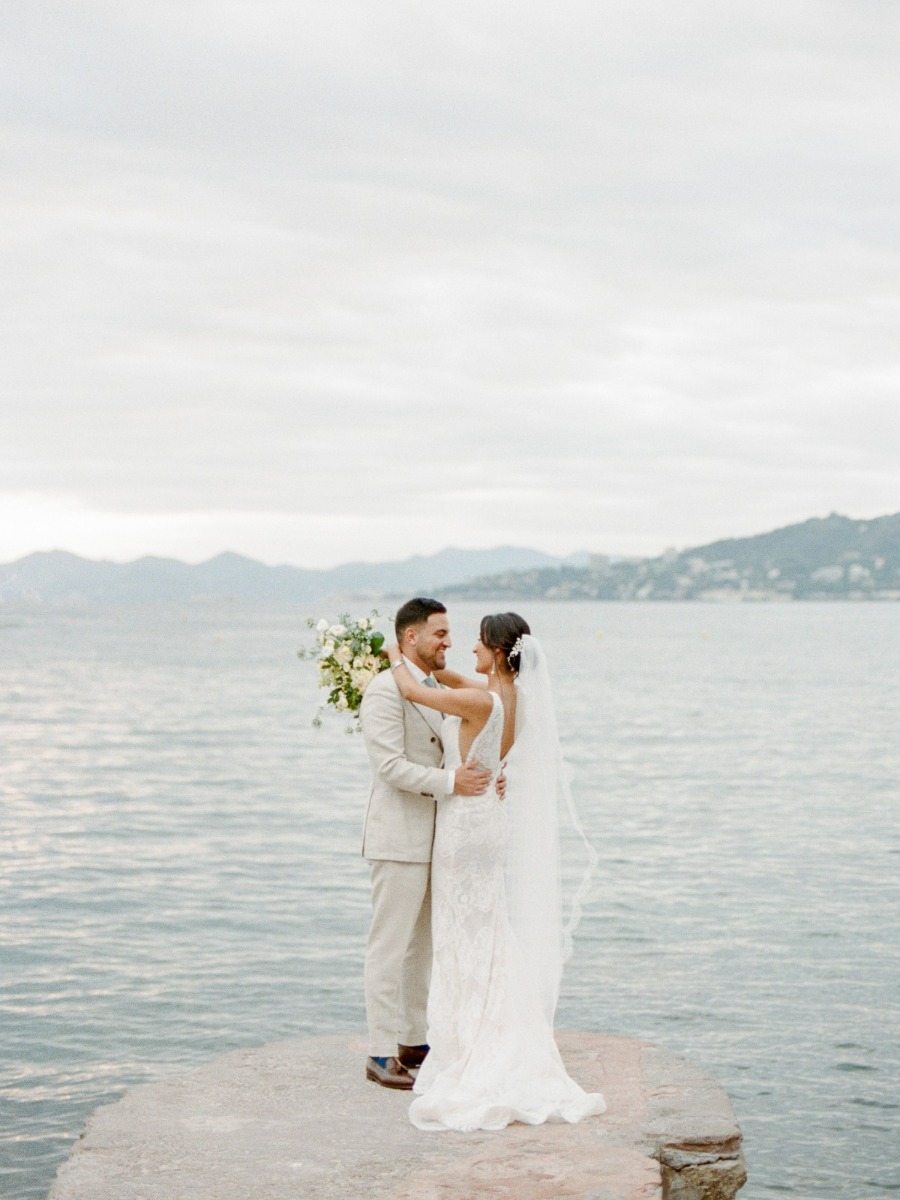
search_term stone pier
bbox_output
[49,1032,746,1200]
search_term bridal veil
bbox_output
[503,634,598,1023]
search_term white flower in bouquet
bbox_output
[351,666,376,692]
[298,610,390,730]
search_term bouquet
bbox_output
[298,611,389,729]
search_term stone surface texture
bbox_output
[49,1032,746,1200]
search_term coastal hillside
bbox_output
[445,512,900,601]
[0,545,584,606]
[2,513,897,605]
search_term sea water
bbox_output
[1,600,898,1199]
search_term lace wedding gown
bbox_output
[409,692,606,1132]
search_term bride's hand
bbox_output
[385,642,402,665]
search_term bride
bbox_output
[386,613,605,1132]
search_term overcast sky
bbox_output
[2,1,898,567]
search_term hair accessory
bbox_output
[507,636,524,667]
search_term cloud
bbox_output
[1,1,898,566]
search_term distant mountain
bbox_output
[4,514,896,605]
[445,513,900,602]
[0,545,582,606]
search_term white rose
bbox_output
[364,654,380,670]
[351,667,375,692]
[335,643,353,664]
[329,623,347,637]
[353,655,364,669]
[323,640,335,654]
[316,619,329,632]
[358,617,371,630]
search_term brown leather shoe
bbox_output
[365,1056,414,1090]
[397,1043,429,1071]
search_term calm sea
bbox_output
[1,601,898,1199]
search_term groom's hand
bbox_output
[454,762,492,795]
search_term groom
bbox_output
[359,597,493,1089]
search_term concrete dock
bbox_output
[49,1031,746,1199]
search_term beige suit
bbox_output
[359,668,449,1056]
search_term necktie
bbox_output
[423,676,438,688]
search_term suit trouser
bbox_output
[364,859,431,1058]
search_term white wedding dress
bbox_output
[409,691,606,1132]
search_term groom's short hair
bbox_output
[395,597,447,640]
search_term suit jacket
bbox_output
[359,668,448,862]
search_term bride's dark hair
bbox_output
[479,612,531,674]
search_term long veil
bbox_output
[503,634,598,1023]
